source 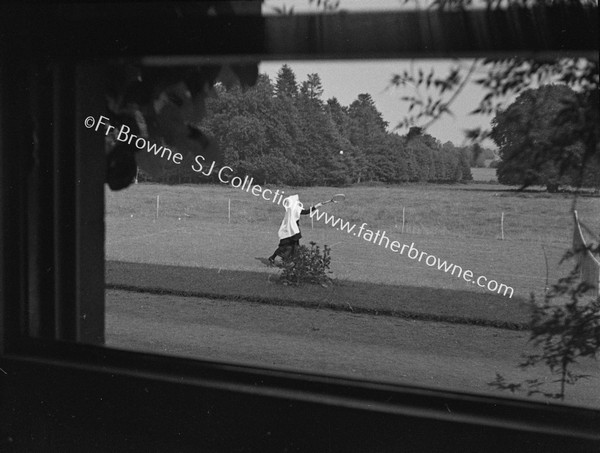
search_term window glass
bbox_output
[103,51,600,410]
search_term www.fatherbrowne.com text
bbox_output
[309,209,514,298]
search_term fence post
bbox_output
[501,211,504,240]
[228,198,231,224]
[156,195,160,219]
[402,206,405,234]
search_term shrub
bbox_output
[280,241,333,286]
[489,247,600,401]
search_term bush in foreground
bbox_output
[280,241,332,287]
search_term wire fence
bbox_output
[105,185,600,246]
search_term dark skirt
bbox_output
[273,232,302,261]
[278,232,301,247]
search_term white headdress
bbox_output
[278,194,303,239]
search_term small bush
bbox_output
[280,241,333,286]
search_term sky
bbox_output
[260,59,494,147]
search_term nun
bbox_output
[268,194,322,265]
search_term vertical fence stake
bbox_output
[541,244,549,294]
[156,195,159,219]
[228,198,231,224]
[501,211,504,240]
[311,213,314,229]
[402,206,405,234]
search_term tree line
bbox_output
[143,65,473,186]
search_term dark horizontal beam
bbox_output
[1,4,597,61]
[264,6,599,60]
[9,338,600,444]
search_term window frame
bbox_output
[1,2,599,450]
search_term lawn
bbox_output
[105,182,599,326]
[106,181,599,242]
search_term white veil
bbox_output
[278,194,303,239]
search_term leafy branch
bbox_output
[392,57,598,146]
[272,0,340,15]
[400,0,599,11]
[308,0,341,11]
[390,60,477,135]
[489,249,600,401]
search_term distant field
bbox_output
[105,182,599,307]
[106,181,599,243]
[470,167,497,182]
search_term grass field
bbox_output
[105,181,599,406]
[106,181,599,242]
[106,181,599,325]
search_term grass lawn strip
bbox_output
[106,260,530,331]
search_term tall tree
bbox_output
[275,64,298,98]
[296,89,345,184]
[348,94,388,135]
[492,84,597,192]
[347,94,389,182]
[299,73,324,102]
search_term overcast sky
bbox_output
[260,59,494,147]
